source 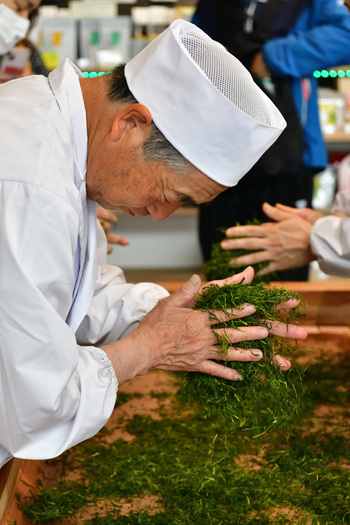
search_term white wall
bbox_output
[106,212,203,269]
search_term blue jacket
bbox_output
[193,0,350,170]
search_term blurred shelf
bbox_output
[324,130,350,151]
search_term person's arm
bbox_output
[100,267,306,386]
[262,0,350,78]
[220,203,323,276]
[0,183,119,461]
[310,189,350,277]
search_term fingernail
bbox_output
[244,304,256,314]
[251,350,262,359]
[221,241,229,249]
[235,374,244,381]
[257,327,268,337]
[189,274,200,287]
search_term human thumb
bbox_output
[171,274,201,307]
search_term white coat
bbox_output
[311,189,350,277]
[0,60,168,468]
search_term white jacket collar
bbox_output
[48,59,88,188]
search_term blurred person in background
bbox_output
[0,0,126,250]
[193,0,350,281]
[0,0,47,82]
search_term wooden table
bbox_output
[1,280,350,523]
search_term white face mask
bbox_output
[0,4,30,55]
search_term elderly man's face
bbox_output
[86,151,227,221]
[84,95,227,219]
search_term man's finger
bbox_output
[266,320,307,340]
[229,250,270,268]
[212,347,263,362]
[208,266,255,287]
[97,208,118,223]
[171,274,202,307]
[224,224,266,239]
[106,233,129,246]
[261,202,294,222]
[213,325,269,343]
[197,360,244,381]
[206,303,257,325]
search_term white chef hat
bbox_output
[125,19,286,187]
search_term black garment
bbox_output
[199,166,319,282]
[212,0,309,69]
[194,0,314,281]
[23,39,50,77]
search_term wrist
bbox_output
[101,331,151,387]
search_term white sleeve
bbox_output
[331,189,350,215]
[0,183,117,461]
[310,215,350,277]
[75,220,169,345]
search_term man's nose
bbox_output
[147,202,182,221]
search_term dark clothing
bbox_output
[194,0,309,69]
[199,166,319,281]
[193,0,350,280]
[24,39,50,77]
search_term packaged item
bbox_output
[0,47,30,76]
[318,88,345,134]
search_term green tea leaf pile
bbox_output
[178,281,306,435]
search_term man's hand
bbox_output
[221,202,323,276]
[102,267,307,386]
[97,208,129,254]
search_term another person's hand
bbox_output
[0,71,16,84]
[102,267,307,386]
[97,207,129,254]
[221,203,325,276]
[270,203,325,224]
[250,52,271,79]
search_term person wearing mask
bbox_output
[219,191,350,279]
[0,20,307,468]
[0,0,122,250]
[0,0,40,54]
[0,0,47,82]
[192,0,350,281]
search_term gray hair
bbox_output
[107,64,191,173]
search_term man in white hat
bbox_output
[0,20,305,467]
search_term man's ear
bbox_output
[111,104,152,142]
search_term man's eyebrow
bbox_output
[177,193,198,206]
